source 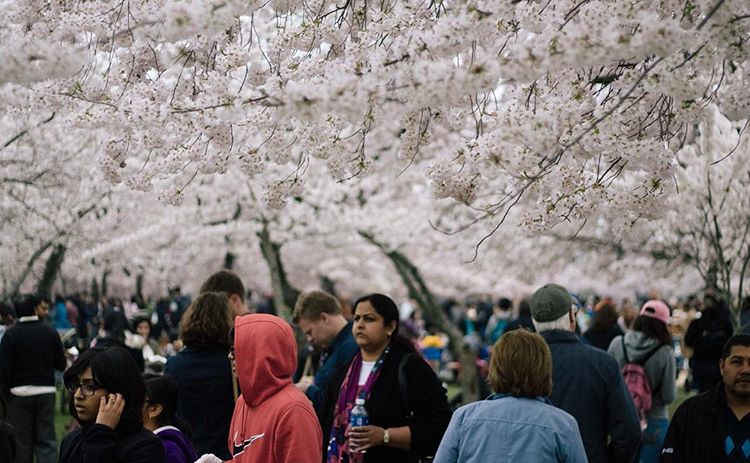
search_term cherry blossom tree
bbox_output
[4,0,749,239]
[4,0,750,328]
[549,105,748,325]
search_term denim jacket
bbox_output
[434,395,587,463]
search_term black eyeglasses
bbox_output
[66,379,101,397]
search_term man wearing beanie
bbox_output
[531,284,640,463]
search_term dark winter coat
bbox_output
[541,329,641,463]
[0,318,66,390]
[58,424,164,463]
[659,384,725,463]
[165,345,234,460]
[320,342,452,463]
[583,325,624,351]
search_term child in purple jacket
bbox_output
[143,375,199,463]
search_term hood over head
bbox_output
[234,314,297,407]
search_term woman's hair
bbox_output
[488,329,552,398]
[591,303,619,331]
[63,345,145,433]
[179,292,232,347]
[143,375,191,437]
[353,293,416,353]
[633,315,672,346]
[103,311,130,343]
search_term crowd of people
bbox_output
[0,271,747,463]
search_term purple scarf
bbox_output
[326,347,389,463]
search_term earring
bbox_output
[387,331,392,336]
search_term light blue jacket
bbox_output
[434,395,587,463]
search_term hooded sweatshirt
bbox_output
[227,314,323,463]
[607,330,676,418]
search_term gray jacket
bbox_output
[607,331,676,418]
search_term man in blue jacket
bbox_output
[531,284,641,463]
[293,290,358,413]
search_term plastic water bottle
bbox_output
[350,398,369,427]
[350,398,369,453]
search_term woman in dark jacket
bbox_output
[60,345,164,463]
[583,302,623,351]
[164,292,234,460]
[321,293,452,463]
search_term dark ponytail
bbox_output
[143,375,193,438]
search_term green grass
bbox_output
[55,390,74,442]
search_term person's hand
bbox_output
[348,425,385,452]
[96,393,124,430]
[295,376,313,393]
[194,454,223,463]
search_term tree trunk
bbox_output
[224,251,236,270]
[10,240,54,297]
[91,277,100,302]
[320,275,337,296]
[36,244,66,300]
[358,231,480,404]
[257,221,300,319]
[59,267,67,296]
[135,273,144,303]
[101,271,110,298]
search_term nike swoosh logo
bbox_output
[232,433,266,456]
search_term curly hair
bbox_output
[179,292,232,347]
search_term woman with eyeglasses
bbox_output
[60,345,164,463]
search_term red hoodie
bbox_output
[227,314,322,463]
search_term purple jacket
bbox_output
[154,426,198,463]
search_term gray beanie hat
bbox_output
[530,284,573,322]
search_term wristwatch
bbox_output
[383,428,390,445]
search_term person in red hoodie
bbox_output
[196,313,323,463]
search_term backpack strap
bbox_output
[621,337,630,364]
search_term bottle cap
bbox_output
[355,398,365,405]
